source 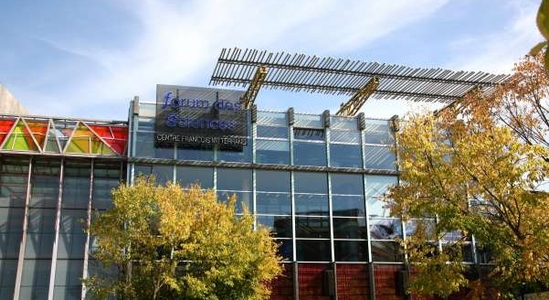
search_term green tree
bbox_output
[388,55,549,298]
[85,177,282,300]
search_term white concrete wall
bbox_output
[0,84,28,115]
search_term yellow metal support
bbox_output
[241,65,268,109]
[336,76,380,117]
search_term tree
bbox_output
[388,54,549,298]
[85,177,282,300]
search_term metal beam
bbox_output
[336,77,379,117]
[240,66,268,109]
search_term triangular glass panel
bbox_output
[44,120,60,153]
[0,118,16,148]
[2,119,39,151]
[88,125,127,155]
[53,120,77,151]
[66,123,116,156]
[25,120,48,151]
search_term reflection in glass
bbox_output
[217,139,252,163]
[364,145,396,170]
[330,144,362,168]
[296,240,330,261]
[295,217,330,238]
[256,170,290,192]
[371,241,402,262]
[176,166,213,189]
[293,141,326,166]
[369,218,402,240]
[332,195,365,217]
[331,173,364,195]
[256,140,290,165]
[257,125,288,138]
[256,193,291,215]
[333,218,366,238]
[257,215,291,238]
[217,191,252,213]
[294,172,327,194]
[295,194,329,216]
[176,144,214,161]
[365,175,397,217]
[217,168,252,191]
[335,241,368,262]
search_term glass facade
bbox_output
[0,116,127,300]
[0,95,478,299]
[128,101,413,300]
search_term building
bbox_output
[0,85,28,115]
[0,48,510,300]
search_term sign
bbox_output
[155,85,249,149]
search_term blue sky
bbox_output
[0,0,543,120]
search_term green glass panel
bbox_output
[66,137,89,154]
[44,123,60,153]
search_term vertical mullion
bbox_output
[13,157,33,300]
[81,159,94,299]
[47,158,65,300]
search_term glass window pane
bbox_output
[333,217,367,239]
[135,131,154,157]
[330,130,360,143]
[275,239,293,261]
[176,167,213,189]
[217,139,252,163]
[217,191,252,213]
[293,142,326,166]
[62,163,90,209]
[294,172,327,194]
[371,241,402,262]
[217,168,252,191]
[176,144,214,161]
[256,140,289,165]
[331,173,364,195]
[256,170,290,192]
[256,193,291,215]
[332,196,365,217]
[330,116,357,131]
[364,121,394,144]
[294,114,323,128]
[257,215,292,238]
[257,125,288,138]
[295,217,330,238]
[335,241,368,262]
[152,165,173,184]
[330,144,362,168]
[0,233,22,259]
[257,111,287,126]
[365,175,397,217]
[296,240,330,261]
[295,194,329,216]
[364,145,396,170]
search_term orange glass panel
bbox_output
[25,120,48,150]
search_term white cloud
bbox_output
[34,0,450,118]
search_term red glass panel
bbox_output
[88,125,128,155]
[374,265,401,300]
[337,264,369,299]
[269,263,293,300]
[0,119,16,146]
[298,263,331,300]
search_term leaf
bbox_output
[538,0,549,40]
[530,41,547,56]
